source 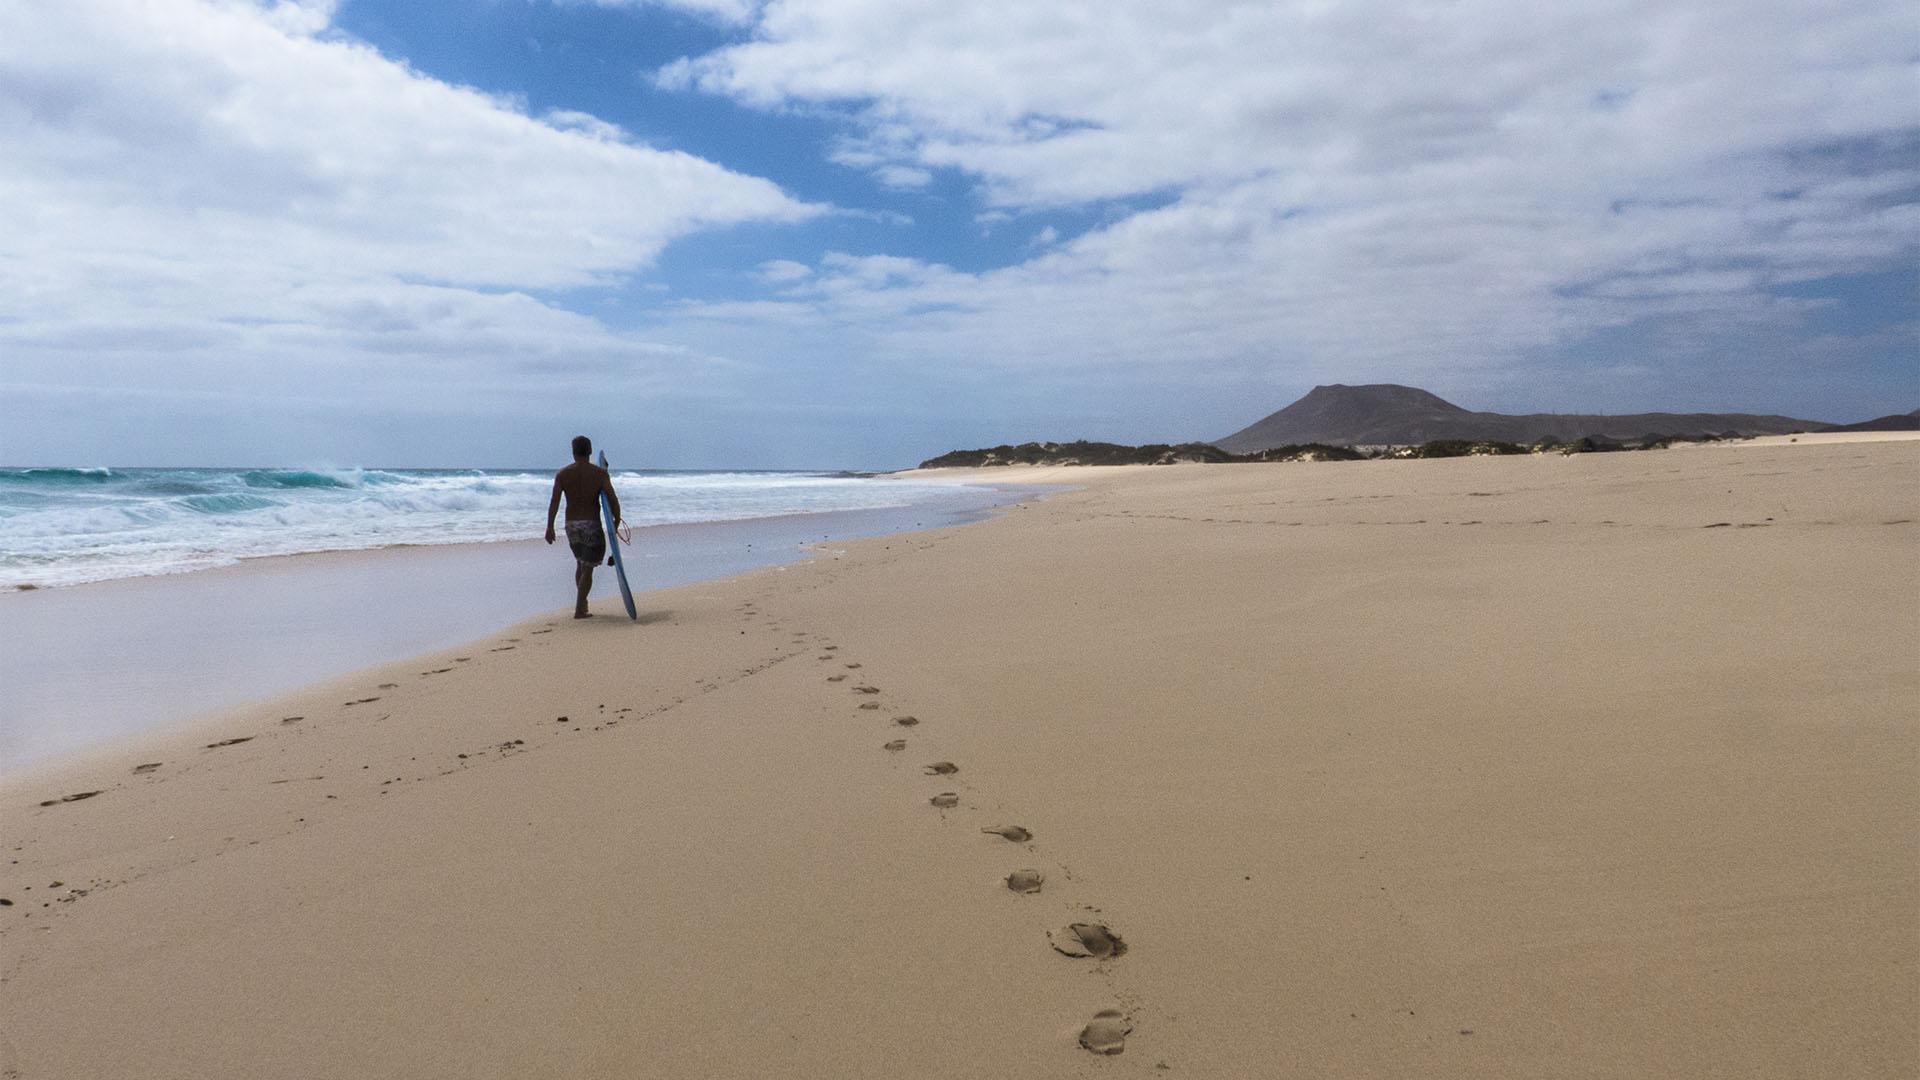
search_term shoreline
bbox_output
[0,467,1037,595]
[0,483,1042,773]
[3,437,1914,1078]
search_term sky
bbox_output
[1,0,1915,469]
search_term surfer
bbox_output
[545,435,622,618]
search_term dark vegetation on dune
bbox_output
[918,434,1739,469]
[1387,433,1732,457]
[918,440,1367,468]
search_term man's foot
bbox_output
[574,609,592,619]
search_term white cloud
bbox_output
[658,0,1918,404]
[542,109,633,143]
[676,0,1914,208]
[757,259,814,284]
[0,0,819,292]
[873,164,934,189]
[0,0,824,461]
[255,0,338,35]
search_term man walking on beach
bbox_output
[545,435,622,619]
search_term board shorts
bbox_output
[565,519,606,565]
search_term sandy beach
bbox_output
[3,436,1915,1078]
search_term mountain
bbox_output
[1827,409,1920,433]
[1213,384,1836,451]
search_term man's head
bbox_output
[572,435,592,460]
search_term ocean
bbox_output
[0,466,999,591]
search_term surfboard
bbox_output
[597,450,638,621]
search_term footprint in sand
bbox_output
[923,762,958,775]
[852,686,880,695]
[981,825,1031,842]
[38,791,103,807]
[844,663,862,669]
[858,702,881,710]
[1050,923,1126,959]
[1079,1009,1132,1054]
[1006,870,1044,894]
[930,792,960,808]
[893,716,919,727]
[206,737,254,749]
[883,739,907,751]
[827,674,848,683]
[132,762,162,774]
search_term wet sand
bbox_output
[2,436,1914,1078]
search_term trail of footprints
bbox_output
[824,645,1141,1059]
[14,617,814,917]
[50,597,816,808]
[22,603,1146,1056]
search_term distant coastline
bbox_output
[919,432,1737,470]
[919,384,1920,468]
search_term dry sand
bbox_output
[3,436,1915,1078]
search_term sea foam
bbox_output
[0,467,983,589]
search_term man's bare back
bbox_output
[550,460,615,522]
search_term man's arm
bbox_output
[544,475,562,544]
[601,469,622,525]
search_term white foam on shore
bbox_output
[0,468,997,590]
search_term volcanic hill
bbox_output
[1212,384,1841,452]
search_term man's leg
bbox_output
[565,520,606,618]
[575,560,595,618]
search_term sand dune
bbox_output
[3,437,1914,1077]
